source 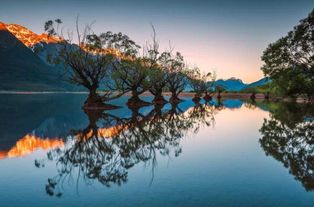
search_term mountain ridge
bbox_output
[0,23,76,91]
[0,21,270,92]
[214,77,270,92]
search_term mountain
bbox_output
[243,77,271,89]
[215,78,246,91]
[0,21,73,91]
[3,22,60,47]
[0,21,271,92]
[211,77,271,92]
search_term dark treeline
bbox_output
[261,9,314,101]
[44,19,217,109]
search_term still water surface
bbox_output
[0,94,313,207]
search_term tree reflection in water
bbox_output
[259,102,314,191]
[41,103,217,197]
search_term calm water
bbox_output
[0,94,313,207]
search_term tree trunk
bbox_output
[127,90,151,108]
[217,91,222,100]
[169,92,182,103]
[192,94,201,104]
[82,109,103,138]
[203,92,212,102]
[250,92,256,102]
[152,90,167,105]
[83,87,118,110]
[170,102,179,114]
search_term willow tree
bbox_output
[145,31,169,105]
[165,52,188,103]
[44,19,139,109]
[112,28,168,107]
[261,9,314,100]
[112,56,151,107]
[188,67,214,103]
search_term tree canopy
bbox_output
[261,9,314,100]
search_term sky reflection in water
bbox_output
[0,94,313,207]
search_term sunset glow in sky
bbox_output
[0,0,313,82]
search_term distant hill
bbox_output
[241,82,272,94]
[183,77,270,92]
[213,77,271,92]
[215,78,246,91]
[243,77,271,90]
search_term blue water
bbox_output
[0,94,313,207]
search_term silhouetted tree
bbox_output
[261,9,314,100]
[215,85,226,100]
[44,18,140,109]
[112,57,151,107]
[166,52,188,103]
[146,28,168,105]
[188,67,214,104]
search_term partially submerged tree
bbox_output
[144,29,168,105]
[215,84,226,100]
[203,72,216,102]
[261,9,314,100]
[111,28,163,107]
[188,67,214,103]
[44,18,140,109]
[166,52,188,103]
[112,56,151,107]
[148,63,168,104]
[147,49,169,105]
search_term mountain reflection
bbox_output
[41,103,217,197]
[3,95,314,197]
[259,102,314,191]
[0,134,63,159]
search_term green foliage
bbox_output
[112,57,151,94]
[261,9,314,100]
[43,19,207,104]
[44,18,142,102]
[188,67,215,96]
[165,52,189,97]
[240,82,273,94]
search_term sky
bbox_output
[0,0,313,83]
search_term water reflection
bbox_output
[0,135,63,159]
[40,102,216,196]
[1,94,314,201]
[259,102,314,191]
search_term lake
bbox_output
[0,94,313,207]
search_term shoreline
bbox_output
[0,91,312,103]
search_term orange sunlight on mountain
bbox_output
[77,124,128,141]
[0,22,6,30]
[1,21,130,59]
[0,134,64,159]
[0,21,60,46]
[0,124,129,159]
